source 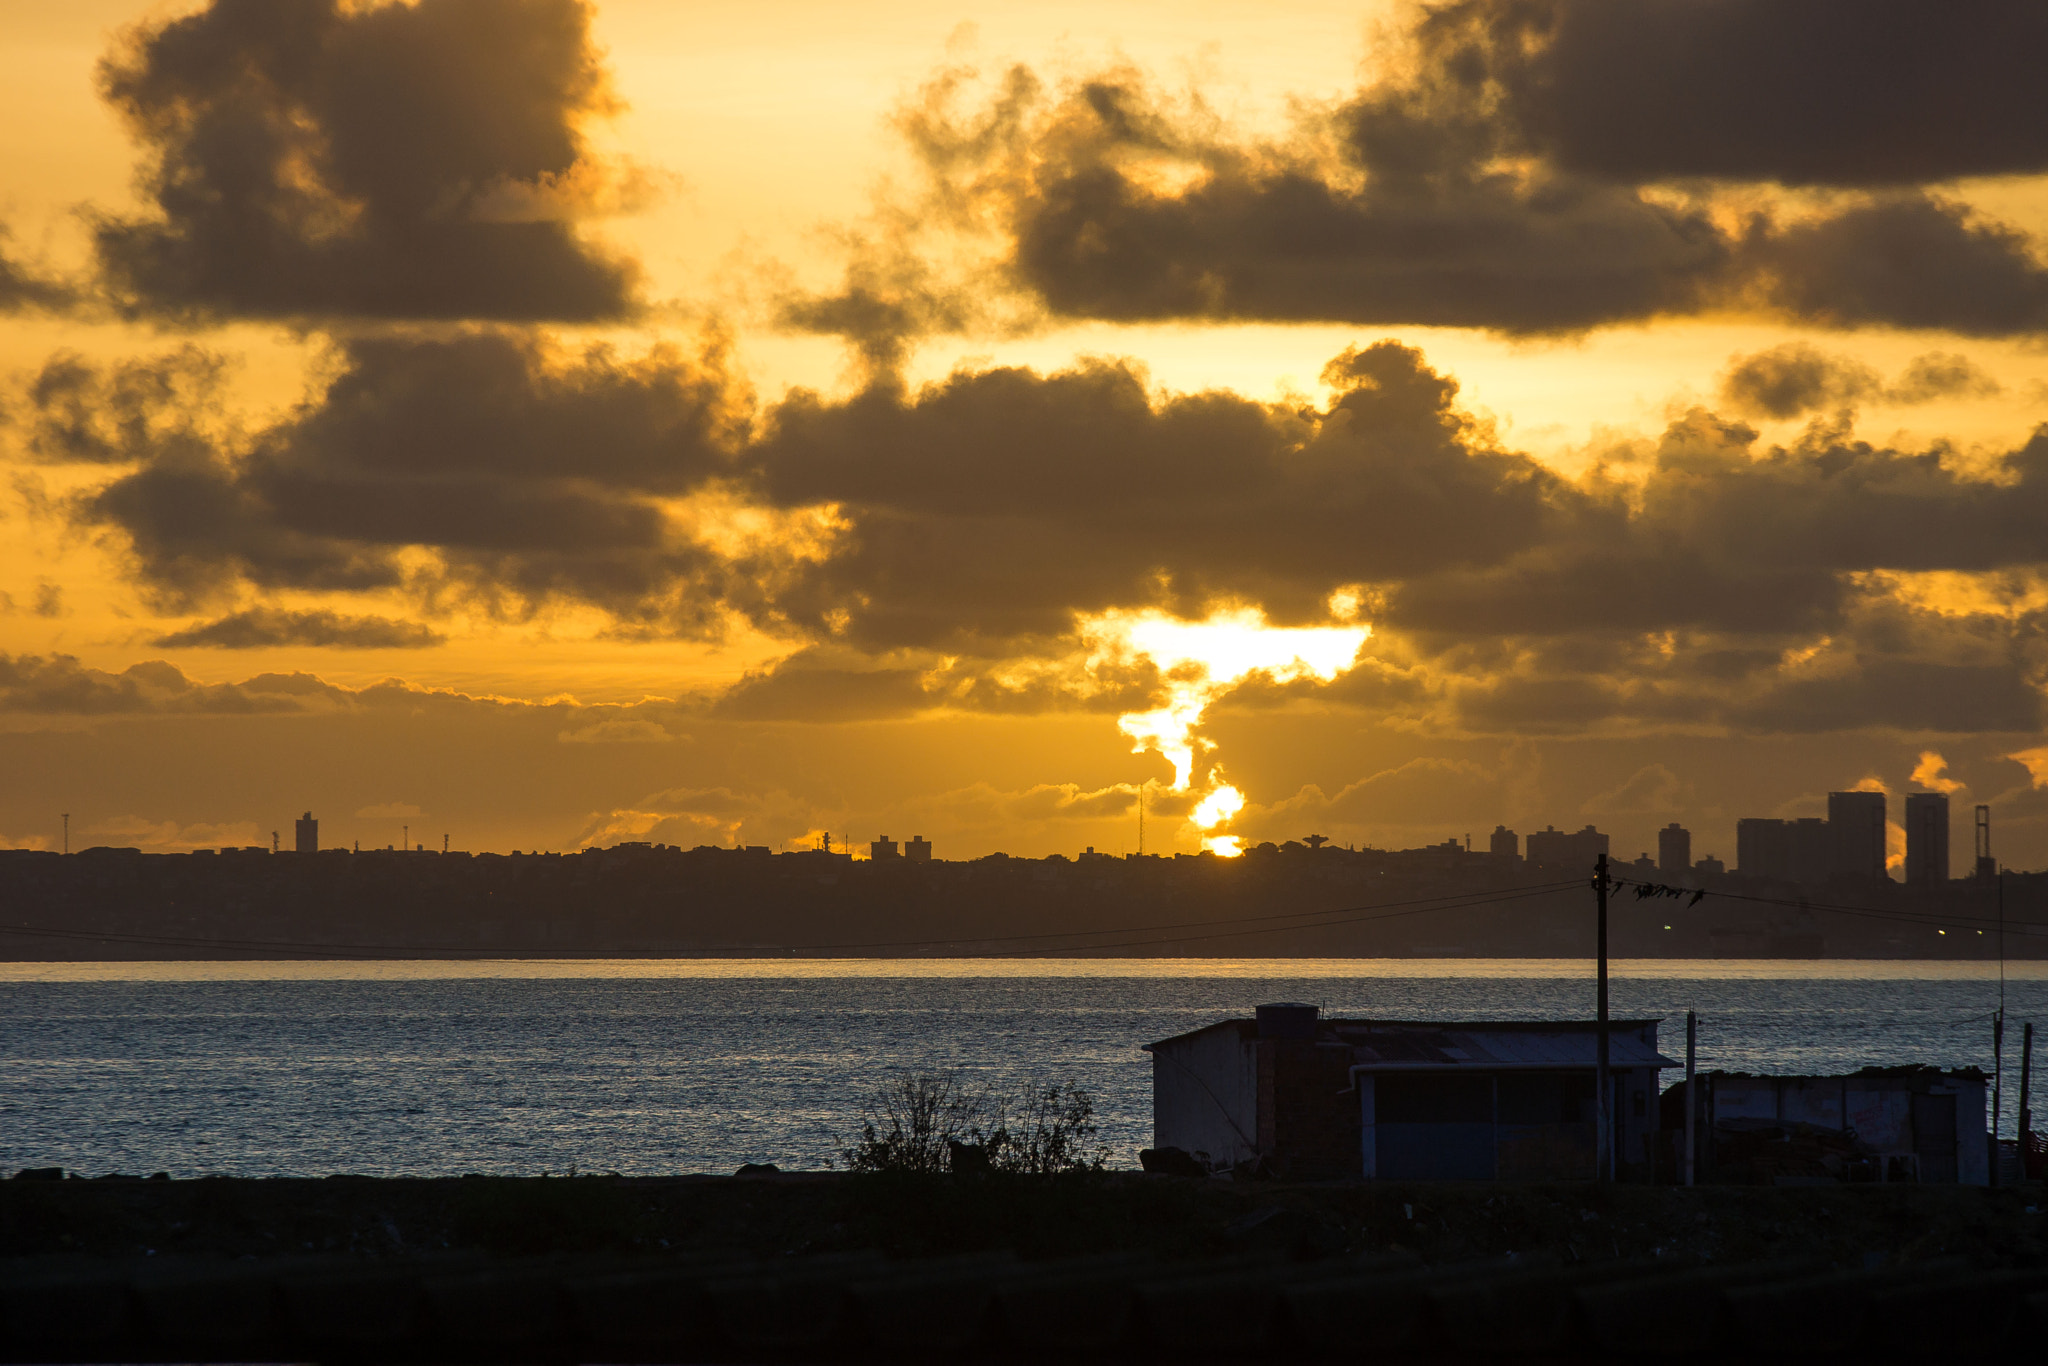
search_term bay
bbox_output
[3,958,2044,1177]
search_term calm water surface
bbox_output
[3,958,2044,1177]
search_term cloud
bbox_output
[92,0,640,321]
[36,326,2048,745]
[1460,0,2048,186]
[79,816,264,852]
[0,653,336,715]
[150,608,446,649]
[857,14,2048,338]
[575,785,816,850]
[1911,750,1966,794]
[1719,345,1881,420]
[1582,764,1685,815]
[557,718,676,744]
[0,226,78,314]
[1244,758,1506,837]
[1887,353,2002,406]
[355,802,424,820]
[24,346,231,466]
[1720,345,2002,419]
[64,329,758,619]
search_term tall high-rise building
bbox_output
[1736,817,1787,879]
[1489,825,1518,859]
[1524,824,1608,870]
[294,811,317,854]
[870,835,901,860]
[905,835,932,863]
[1903,792,1949,888]
[1827,790,1888,882]
[1657,823,1691,876]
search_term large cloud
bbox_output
[55,330,766,625]
[149,607,445,649]
[33,328,2048,740]
[827,5,2048,339]
[1451,0,2048,186]
[92,0,640,321]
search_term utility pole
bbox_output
[1595,851,1611,1183]
[1138,787,1144,856]
[60,813,68,856]
[1993,1008,2005,1184]
[2021,1021,2035,1176]
[1685,1009,1697,1187]
[1993,868,2007,1182]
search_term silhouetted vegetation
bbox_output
[840,1073,1107,1176]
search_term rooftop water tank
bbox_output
[1255,1002,1319,1039]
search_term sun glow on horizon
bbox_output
[1082,604,1370,854]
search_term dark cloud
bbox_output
[1889,353,2002,406]
[0,653,329,714]
[1449,0,2048,186]
[897,67,1729,334]
[68,330,756,622]
[1386,411,2048,652]
[25,346,230,465]
[149,607,446,649]
[1719,344,1880,420]
[0,228,77,313]
[711,652,936,722]
[865,10,2048,337]
[1739,196,2048,335]
[44,326,2048,742]
[756,340,1578,649]
[1720,344,2003,420]
[93,0,639,321]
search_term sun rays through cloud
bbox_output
[1081,603,1370,854]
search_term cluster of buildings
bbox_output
[1146,1004,1999,1185]
[1476,789,1979,887]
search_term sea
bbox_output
[3,958,2046,1178]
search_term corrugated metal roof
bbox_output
[1341,1025,1676,1070]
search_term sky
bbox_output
[3,0,2048,869]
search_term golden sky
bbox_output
[4,0,2048,868]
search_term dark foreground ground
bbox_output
[4,1173,2048,1361]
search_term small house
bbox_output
[1144,1004,1675,1181]
[1665,1067,1989,1184]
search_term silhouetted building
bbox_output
[1737,815,1833,883]
[1904,792,1950,888]
[1696,854,1726,878]
[906,835,932,863]
[295,812,317,855]
[1523,824,1608,871]
[1489,825,1518,859]
[1975,804,1996,881]
[1827,790,1887,882]
[870,835,900,861]
[1657,823,1690,876]
[1145,1006,1674,1180]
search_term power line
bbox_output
[1612,876,2048,939]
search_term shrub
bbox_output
[840,1073,996,1175]
[840,1072,1109,1176]
[994,1079,1108,1176]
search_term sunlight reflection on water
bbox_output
[2,959,2042,1177]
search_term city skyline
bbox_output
[33,781,2014,886]
[3,1,2048,870]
